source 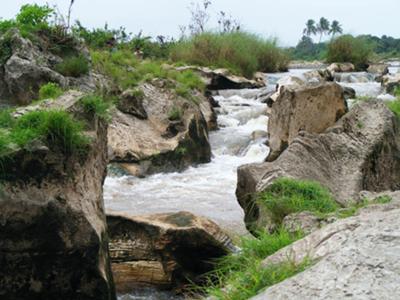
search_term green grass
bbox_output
[168,106,183,121]
[387,99,400,119]
[55,55,90,78]
[91,49,204,103]
[81,95,111,121]
[257,178,338,226]
[170,31,289,78]
[326,35,373,70]
[38,82,63,100]
[198,228,306,300]
[0,110,89,158]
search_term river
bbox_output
[104,62,399,299]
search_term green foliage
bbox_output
[0,109,15,128]
[55,55,90,77]
[387,99,400,119]
[257,178,338,225]
[0,33,13,65]
[38,82,63,100]
[168,106,183,121]
[170,31,289,78]
[326,35,373,70]
[200,228,306,300]
[81,95,111,121]
[0,110,89,157]
[15,4,53,28]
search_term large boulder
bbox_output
[266,82,347,161]
[108,81,212,176]
[237,100,400,232]
[252,193,400,300]
[0,29,107,106]
[327,62,355,73]
[367,63,389,76]
[107,211,234,292]
[175,66,265,90]
[0,92,116,299]
[382,73,400,94]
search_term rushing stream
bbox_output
[104,62,399,299]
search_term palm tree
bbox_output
[329,20,343,38]
[316,17,330,43]
[303,19,317,38]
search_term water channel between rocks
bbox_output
[104,63,399,299]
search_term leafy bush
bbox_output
[81,95,111,121]
[170,31,289,78]
[38,82,63,100]
[257,178,338,225]
[55,55,90,77]
[0,33,13,65]
[200,228,306,300]
[326,35,373,70]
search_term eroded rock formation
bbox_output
[107,211,234,292]
[0,92,116,300]
[237,100,400,232]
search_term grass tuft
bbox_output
[257,178,338,226]
[55,55,90,78]
[38,82,63,100]
[81,94,111,121]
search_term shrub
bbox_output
[55,55,90,77]
[0,33,13,66]
[38,82,63,100]
[326,35,373,70]
[199,228,306,300]
[387,99,400,119]
[170,31,289,78]
[257,178,338,225]
[81,95,111,121]
[168,106,183,121]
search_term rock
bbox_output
[0,93,116,299]
[367,63,389,76]
[282,212,323,235]
[117,88,148,119]
[382,73,400,94]
[342,86,356,99]
[107,211,234,292]
[200,92,218,131]
[0,29,107,106]
[237,100,400,232]
[252,195,400,300]
[175,66,265,90]
[288,61,327,69]
[327,62,355,73]
[266,82,347,161]
[108,82,211,176]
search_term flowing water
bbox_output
[105,63,399,299]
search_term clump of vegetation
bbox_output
[387,99,400,119]
[92,49,204,102]
[168,106,183,121]
[55,55,90,77]
[0,33,13,65]
[38,82,63,100]
[198,228,306,300]
[257,178,338,226]
[81,95,111,121]
[326,35,373,70]
[0,110,89,158]
[170,31,289,78]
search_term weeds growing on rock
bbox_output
[168,106,183,121]
[55,55,90,77]
[257,178,338,226]
[81,95,111,121]
[38,82,63,100]
[197,228,305,300]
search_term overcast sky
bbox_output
[1,0,399,46]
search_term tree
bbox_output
[303,19,317,38]
[316,17,330,42]
[329,20,343,38]
[217,11,240,33]
[188,0,212,35]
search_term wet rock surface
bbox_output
[107,211,234,292]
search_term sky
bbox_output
[1,0,399,46]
